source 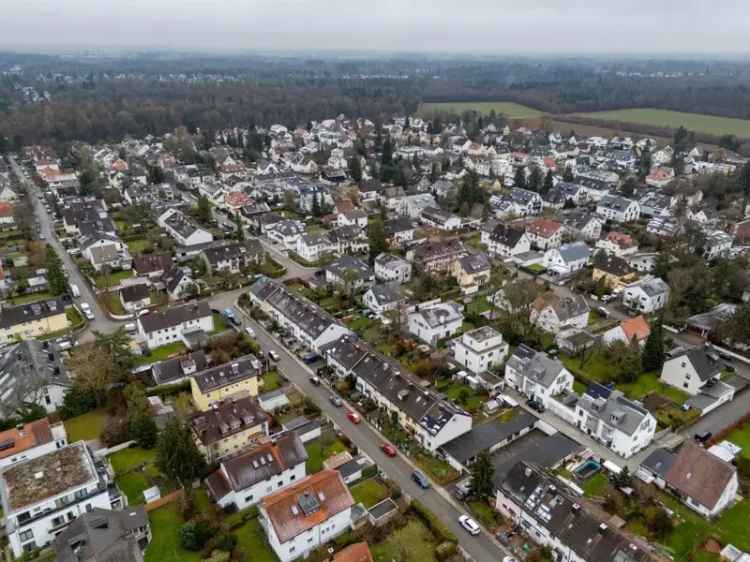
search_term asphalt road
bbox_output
[256,236,318,280]
[8,156,121,340]
[231,303,509,562]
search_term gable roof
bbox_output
[665,442,736,510]
[620,316,651,342]
[138,301,210,334]
[670,348,722,381]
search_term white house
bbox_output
[623,276,670,314]
[482,223,531,259]
[295,233,334,263]
[266,220,306,251]
[136,301,213,350]
[660,348,735,414]
[205,433,307,511]
[453,326,509,374]
[596,194,641,223]
[363,284,403,317]
[542,241,591,278]
[157,208,214,247]
[398,193,436,219]
[259,470,354,562]
[324,255,374,290]
[0,419,67,471]
[575,384,656,458]
[531,295,589,335]
[703,230,734,261]
[408,301,464,345]
[420,206,462,231]
[0,442,121,557]
[373,253,412,284]
[526,218,564,250]
[504,344,574,407]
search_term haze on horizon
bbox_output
[2,0,749,56]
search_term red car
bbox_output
[347,411,361,424]
[381,443,397,457]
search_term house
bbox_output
[53,507,151,562]
[161,266,195,301]
[362,284,404,317]
[646,165,676,188]
[190,395,268,462]
[575,383,656,458]
[324,337,472,451]
[703,230,733,261]
[602,316,651,347]
[482,222,531,259]
[201,243,252,275]
[504,344,574,407]
[452,252,491,295]
[0,202,15,227]
[408,301,464,345]
[686,303,738,338]
[332,542,374,562]
[542,181,585,209]
[623,277,670,313]
[531,295,589,335]
[259,470,354,562]
[119,282,150,313]
[133,254,172,280]
[596,231,638,257]
[81,234,131,273]
[596,194,640,223]
[325,255,374,291]
[157,208,214,247]
[295,233,334,262]
[509,188,543,216]
[526,218,564,250]
[0,340,71,416]
[640,442,738,518]
[591,252,637,290]
[560,210,603,241]
[190,355,261,411]
[420,206,462,231]
[495,461,651,562]
[407,239,467,274]
[398,193,436,218]
[542,241,591,278]
[0,298,70,345]
[337,210,368,229]
[205,432,308,511]
[0,442,122,557]
[0,418,67,471]
[373,253,412,284]
[249,277,352,352]
[136,301,213,350]
[660,348,734,414]
[266,220,306,251]
[453,326,509,374]
[150,351,209,386]
[383,217,416,248]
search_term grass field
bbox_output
[418,101,542,119]
[350,479,390,508]
[64,408,108,442]
[145,503,201,562]
[371,518,437,562]
[110,447,160,505]
[574,108,750,138]
[727,421,750,459]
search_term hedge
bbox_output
[146,380,191,398]
[410,500,457,545]
[436,541,458,561]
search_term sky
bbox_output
[2,0,749,55]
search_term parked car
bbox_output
[310,376,321,386]
[527,399,545,413]
[69,283,80,298]
[222,308,241,326]
[303,353,321,365]
[267,350,280,362]
[412,470,430,489]
[458,515,481,536]
[346,410,361,424]
[694,431,712,443]
[381,443,397,457]
[503,557,519,562]
[124,323,137,334]
[245,326,256,338]
[329,395,343,407]
[596,306,610,318]
[80,303,94,321]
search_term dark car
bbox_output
[527,399,545,413]
[694,431,712,443]
[412,470,430,489]
[303,353,322,365]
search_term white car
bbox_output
[458,515,480,536]
[503,557,519,562]
[80,303,95,321]
[245,326,256,338]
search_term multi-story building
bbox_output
[406,239,468,274]
[504,345,574,407]
[190,395,268,461]
[190,356,261,411]
[596,194,641,223]
[0,298,70,345]
[0,418,67,471]
[373,253,412,284]
[408,301,464,345]
[622,277,670,314]
[453,326,509,374]
[157,208,214,247]
[136,301,213,350]
[482,222,531,259]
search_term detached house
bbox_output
[136,301,213,350]
[420,206,462,231]
[482,222,531,259]
[596,194,640,223]
[383,217,416,249]
[190,356,261,411]
[453,326,509,374]
[407,239,467,274]
[526,218,563,250]
[591,252,637,290]
[452,253,491,295]
[623,277,670,314]
[408,301,464,345]
[373,253,412,284]
[660,348,735,414]
[202,243,254,275]
[206,432,308,511]
[363,284,404,317]
[575,383,656,458]
[542,241,591,278]
[531,294,589,335]
[158,208,214,247]
[504,345,574,407]
[325,255,374,291]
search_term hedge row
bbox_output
[409,499,457,545]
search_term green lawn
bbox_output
[466,295,492,316]
[100,291,126,315]
[371,517,438,562]
[93,269,134,289]
[437,381,485,415]
[127,239,153,256]
[145,503,202,562]
[64,408,108,442]
[574,108,750,138]
[350,479,390,508]
[110,447,158,473]
[305,437,348,473]
[212,312,230,334]
[66,306,84,327]
[261,370,282,392]
[573,380,587,395]
[468,500,500,528]
[347,314,374,334]
[110,447,160,505]
[10,290,53,305]
[418,101,542,119]
[581,472,610,498]
[134,342,187,366]
[234,518,277,562]
[414,450,460,485]
[727,421,750,459]
[620,372,689,405]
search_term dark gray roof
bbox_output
[384,217,415,235]
[578,389,651,437]
[366,284,402,307]
[441,411,537,465]
[489,223,526,247]
[120,283,149,304]
[134,253,172,275]
[671,348,722,382]
[640,448,676,479]
[190,395,267,446]
[137,301,210,334]
[558,241,591,264]
[202,242,246,265]
[325,255,372,280]
[0,297,67,330]
[458,252,490,274]
[191,355,260,394]
[506,344,568,388]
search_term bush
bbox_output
[204,550,231,562]
[59,385,98,419]
[362,464,378,479]
[410,500,457,544]
[128,415,158,448]
[100,415,128,447]
[215,532,236,552]
[146,380,191,398]
[436,541,458,561]
[179,520,214,551]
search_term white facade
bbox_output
[596,196,641,223]
[262,505,352,562]
[408,302,464,345]
[137,311,213,350]
[0,422,67,471]
[482,229,532,259]
[215,462,306,512]
[623,277,670,314]
[373,254,412,284]
[453,327,509,374]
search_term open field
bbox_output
[418,101,542,119]
[573,108,750,138]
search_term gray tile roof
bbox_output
[506,344,568,388]
[558,241,591,264]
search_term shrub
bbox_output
[59,385,98,419]
[410,500,457,544]
[146,380,191,398]
[215,532,236,552]
[100,415,128,447]
[435,541,457,561]
[179,519,214,550]
[362,464,378,479]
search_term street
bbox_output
[234,303,511,562]
[256,236,318,280]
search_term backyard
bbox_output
[233,517,278,562]
[261,370,282,392]
[436,380,487,415]
[144,503,201,562]
[93,269,134,289]
[127,238,153,256]
[134,342,187,366]
[63,408,108,442]
[304,435,349,473]
[100,290,126,315]
[10,290,53,305]
[726,421,750,459]
[371,517,438,562]
[110,447,161,505]
[349,478,390,508]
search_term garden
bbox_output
[304,432,350,473]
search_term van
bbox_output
[70,284,80,298]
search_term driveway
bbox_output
[257,236,317,281]
[233,303,510,562]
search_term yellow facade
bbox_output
[592,268,637,290]
[0,313,70,344]
[197,423,264,462]
[190,375,259,412]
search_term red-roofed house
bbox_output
[260,470,355,562]
[526,218,563,250]
[596,231,638,257]
[602,315,651,347]
[0,202,15,226]
[331,542,374,562]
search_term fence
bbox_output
[144,489,183,512]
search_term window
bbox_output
[245,495,254,503]
[19,529,34,542]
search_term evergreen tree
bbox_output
[642,316,666,372]
[45,246,67,295]
[196,195,212,223]
[311,192,321,216]
[542,170,554,194]
[514,166,527,189]
[381,136,393,166]
[430,161,440,183]
[234,213,245,241]
[349,155,362,182]
[528,166,543,192]
[368,218,388,263]
[562,166,574,182]
[639,147,652,180]
[469,450,495,500]
[157,418,207,486]
[404,115,411,129]
[737,162,750,194]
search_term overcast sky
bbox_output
[2,0,748,55]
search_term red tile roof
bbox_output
[0,418,54,460]
[332,542,374,562]
[620,316,650,342]
[527,218,562,238]
[0,202,14,218]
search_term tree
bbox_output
[562,166,574,182]
[639,147,652,180]
[646,508,673,539]
[283,190,296,213]
[311,192,321,217]
[469,450,495,500]
[179,520,214,550]
[94,328,135,372]
[621,176,639,197]
[196,195,212,224]
[349,155,362,182]
[528,166,543,192]
[642,316,665,372]
[157,418,207,486]
[59,385,98,419]
[368,218,388,263]
[381,136,393,167]
[68,345,119,404]
[542,170,554,195]
[234,213,245,241]
[124,383,158,448]
[513,166,527,189]
[45,246,67,295]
